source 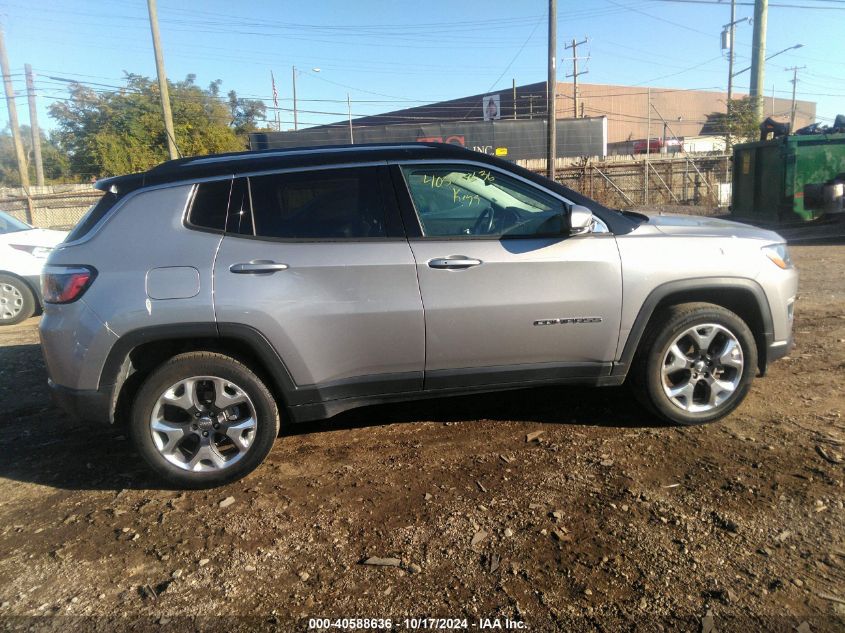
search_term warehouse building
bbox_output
[344,81,816,149]
[250,81,816,161]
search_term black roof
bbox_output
[93,142,626,226]
[96,142,481,193]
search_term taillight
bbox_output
[41,266,97,304]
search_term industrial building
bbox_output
[250,81,816,163]
[344,81,816,149]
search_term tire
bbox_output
[0,274,36,326]
[630,302,758,425]
[129,352,280,488]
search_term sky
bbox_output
[1,0,844,135]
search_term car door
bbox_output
[394,161,623,389]
[212,165,425,404]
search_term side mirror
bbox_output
[568,205,594,235]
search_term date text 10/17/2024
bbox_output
[307,617,526,630]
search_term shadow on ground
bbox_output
[0,336,665,492]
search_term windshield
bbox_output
[0,211,31,234]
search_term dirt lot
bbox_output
[0,245,843,632]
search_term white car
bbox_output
[0,211,68,325]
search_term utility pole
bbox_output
[521,94,539,119]
[749,0,768,123]
[787,66,805,132]
[347,93,353,144]
[547,0,557,181]
[771,83,775,115]
[564,37,588,118]
[24,64,43,187]
[146,0,178,159]
[726,0,736,105]
[645,86,651,205]
[292,66,298,131]
[512,78,517,120]
[724,0,737,149]
[0,28,32,222]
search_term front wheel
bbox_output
[129,352,280,488]
[631,302,758,425]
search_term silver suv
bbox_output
[40,143,797,488]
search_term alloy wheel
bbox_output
[149,375,258,472]
[661,323,744,413]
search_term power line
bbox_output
[653,0,845,8]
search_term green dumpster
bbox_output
[732,133,845,224]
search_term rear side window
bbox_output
[189,179,231,231]
[66,191,122,242]
[188,178,252,235]
[247,168,387,239]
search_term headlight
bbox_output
[762,243,793,270]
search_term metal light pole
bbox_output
[732,44,803,78]
[347,93,354,144]
[292,66,320,132]
[292,66,298,131]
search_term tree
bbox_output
[228,89,268,136]
[0,125,70,187]
[703,96,761,146]
[49,73,248,178]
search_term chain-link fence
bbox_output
[2,154,731,230]
[0,185,102,230]
[533,154,732,210]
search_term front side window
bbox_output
[401,164,564,237]
[247,167,387,239]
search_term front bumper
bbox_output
[766,335,794,365]
[48,379,113,425]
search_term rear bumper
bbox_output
[48,379,113,425]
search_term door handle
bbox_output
[427,257,483,270]
[230,260,289,274]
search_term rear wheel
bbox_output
[0,274,35,325]
[631,302,757,425]
[129,352,280,488]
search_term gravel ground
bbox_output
[0,245,843,633]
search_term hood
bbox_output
[0,228,69,248]
[644,214,783,242]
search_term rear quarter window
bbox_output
[188,178,252,235]
[65,191,121,242]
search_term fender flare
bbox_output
[612,277,774,378]
[98,321,303,404]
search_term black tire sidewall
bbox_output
[644,306,757,425]
[0,274,36,326]
[129,354,279,488]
